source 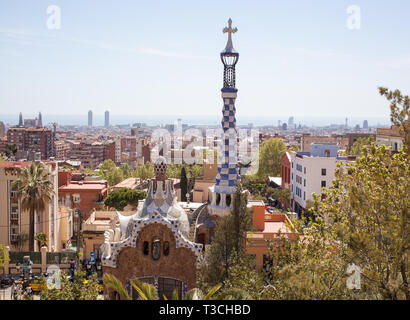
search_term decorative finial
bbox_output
[222,18,238,53]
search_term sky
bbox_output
[0,0,409,124]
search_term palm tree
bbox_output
[13,162,54,252]
[103,274,222,300]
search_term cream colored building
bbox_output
[82,210,134,261]
[0,161,70,252]
[376,126,404,152]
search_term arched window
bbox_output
[143,241,149,256]
[152,238,161,260]
[216,193,221,205]
[226,194,231,207]
[163,241,169,256]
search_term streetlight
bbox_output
[74,207,83,267]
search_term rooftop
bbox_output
[59,181,108,191]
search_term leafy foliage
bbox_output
[199,182,253,291]
[379,87,409,152]
[348,136,375,155]
[314,143,409,299]
[40,267,100,300]
[103,274,221,300]
[0,244,9,270]
[180,166,188,201]
[257,138,287,179]
[104,188,146,210]
[136,161,154,181]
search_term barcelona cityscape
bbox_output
[0,0,409,315]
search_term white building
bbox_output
[290,143,356,215]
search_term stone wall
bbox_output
[103,222,199,299]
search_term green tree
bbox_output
[0,244,9,270]
[40,267,100,300]
[315,144,409,300]
[180,166,188,201]
[13,163,54,251]
[136,162,154,181]
[348,136,375,155]
[4,143,17,159]
[104,188,146,210]
[35,233,47,249]
[379,87,409,153]
[257,138,287,179]
[221,251,264,300]
[199,182,252,290]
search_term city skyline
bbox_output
[1,1,409,119]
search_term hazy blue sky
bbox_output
[0,0,409,121]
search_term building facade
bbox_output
[101,157,202,299]
[290,143,356,214]
[0,161,61,252]
[7,127,55,160]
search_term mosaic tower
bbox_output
[209,18,240,216]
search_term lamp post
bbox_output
[74,207,82,266]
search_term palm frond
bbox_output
[103,274,130,300]
[204,283,222,300]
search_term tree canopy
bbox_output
[104,188,147,210]
[348,135,375,155]
[256,138,287,179]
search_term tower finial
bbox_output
[222,18,238,53]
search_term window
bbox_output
[321,168,326,176]
[321,181,326,188]
[216,193,221,206]
[163,241,169,256]
[304,179,306,187]
[226,194,231,207]
[304,192,305,200]
[73,194,80,203]
[152,238,161,260]
[304,167,306,174]
[325,150,330,157]
[143,241,149,255]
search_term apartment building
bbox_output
[7,127,55,160]
[0,161,65,252]
[55,140,71,160]
[290,143,356,214]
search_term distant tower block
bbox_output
[38,112,42,127]
[105,110,109,127]
[363,120,368,129]
[288,116,294,127]
[345,118,348,128]
[19,112,23,127]
[208,18,241,216]
[88,110,93,127]
[0,121,5,137]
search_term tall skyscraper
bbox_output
[105,110,109,127]
[288,116,294,127]
[209,18,240,216]
[18,112,23,127]
[38,112,42,127]
[363,120,368,129]
[88,110,93,127]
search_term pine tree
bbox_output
[180,166,188,202]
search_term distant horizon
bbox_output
[0,113,391,127]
